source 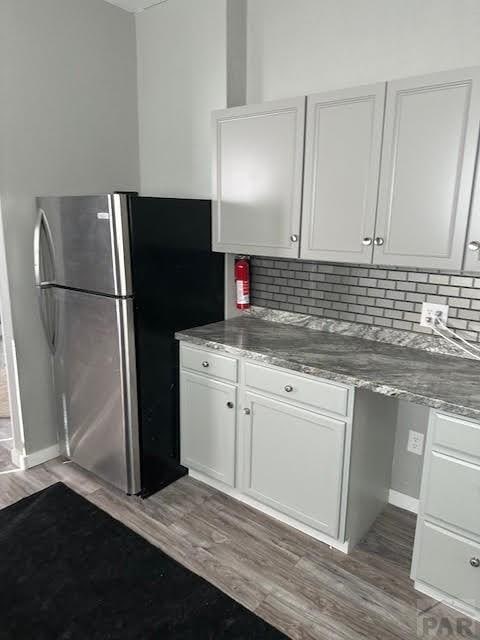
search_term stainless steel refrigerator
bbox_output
[34,193,224,496]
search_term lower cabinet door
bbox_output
[414,521,480,611]
[180,371,236,486]
[240,392,346,538]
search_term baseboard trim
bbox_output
[11,443,59,470]
[388,489,419,514]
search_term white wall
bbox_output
[247,0,480,102]
[0,0,139,459]
[136,0,227,198]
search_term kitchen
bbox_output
[1,1,480,638]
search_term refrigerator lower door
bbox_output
[52,288,140,494]
[36,194,132,296]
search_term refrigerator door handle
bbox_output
[34,208,56,288]
[38,289,56,354]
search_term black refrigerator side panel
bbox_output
[128,197,225,496]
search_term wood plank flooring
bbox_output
[0,443,478,639]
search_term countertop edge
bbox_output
[175,331,480,422]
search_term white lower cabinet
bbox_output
[179,343,396,552]
[240,392,346,538]
[180,370,236,487]
[412,410,480,620]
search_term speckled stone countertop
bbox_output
[176,317,480,421]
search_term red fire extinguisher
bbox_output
[235,257,250,310]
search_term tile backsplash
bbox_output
[250,257,480,344]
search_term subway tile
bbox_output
[428,274,450,285]
[417,283,438,294]
[365,306,384,317]
[405,292,425,303]
[461,287,480,299]
[376,298,395,309]
[448,318,468,330]
[396,281,417,292]
[338,312,356,322]
[384,309,403,320]
[369,269,388,279]
[388,270,407,280]
[425,295,448,305]
[403,312,421,324]
[393,320,413,331]
[407,272,429,283]
[386,290,405,301]
[394,301,415,312]
[358,277,377,287]
[448,297,471,309]
[293,305,310,314]
[373,317,393,327]
[377,279,395,289]
[367,287,385,298]
[457,309,480,321]
[355,314,375,324]
[324,309,340,319]
[348,304,366,314]
[450,276,474,287]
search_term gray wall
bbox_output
[136,0,228,198]
[0,0,139,458]
[247,0,480,103]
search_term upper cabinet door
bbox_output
[374,68,480,269]
[212,98,306,258]
[300,84,386,263]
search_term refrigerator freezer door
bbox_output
[53,288,140,494]
[36,194,132,296]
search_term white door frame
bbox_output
[0,197,26,468]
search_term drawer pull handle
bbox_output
[470,557,480,568]
[284,385,293,393]
[226,401,234,409]
[243,408,251,415]
[202,361,210,368]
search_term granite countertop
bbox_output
[176,316,480,421]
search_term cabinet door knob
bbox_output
[243,408,251,415]
[290,234,299,243]
[468,241,480,252]
[470,557,480,568]
[284,385,293,392]
[226,401,234,409]
[202,361,210,368]
[362,237,373,246]
[374,237,384,246]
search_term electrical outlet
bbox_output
[420,302,449,328]
[407,430,425,456]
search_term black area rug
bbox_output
[0,483,287,640]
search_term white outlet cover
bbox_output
[407,430,425,456]
[420,302,449,328]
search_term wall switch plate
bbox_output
[407,430,425,456]
[420,302,449,328]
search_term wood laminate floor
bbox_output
[0,442,477,639]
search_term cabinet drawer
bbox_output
[432,412,480,462]
[244,361,349,416]
[180,344,237,383]
[424,452,480,538]
[415,522,480,609]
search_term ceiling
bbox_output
[103,0,167,12]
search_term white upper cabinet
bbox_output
[374,68,480,269]
[300,84,386,263]
[212,97,306,258]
